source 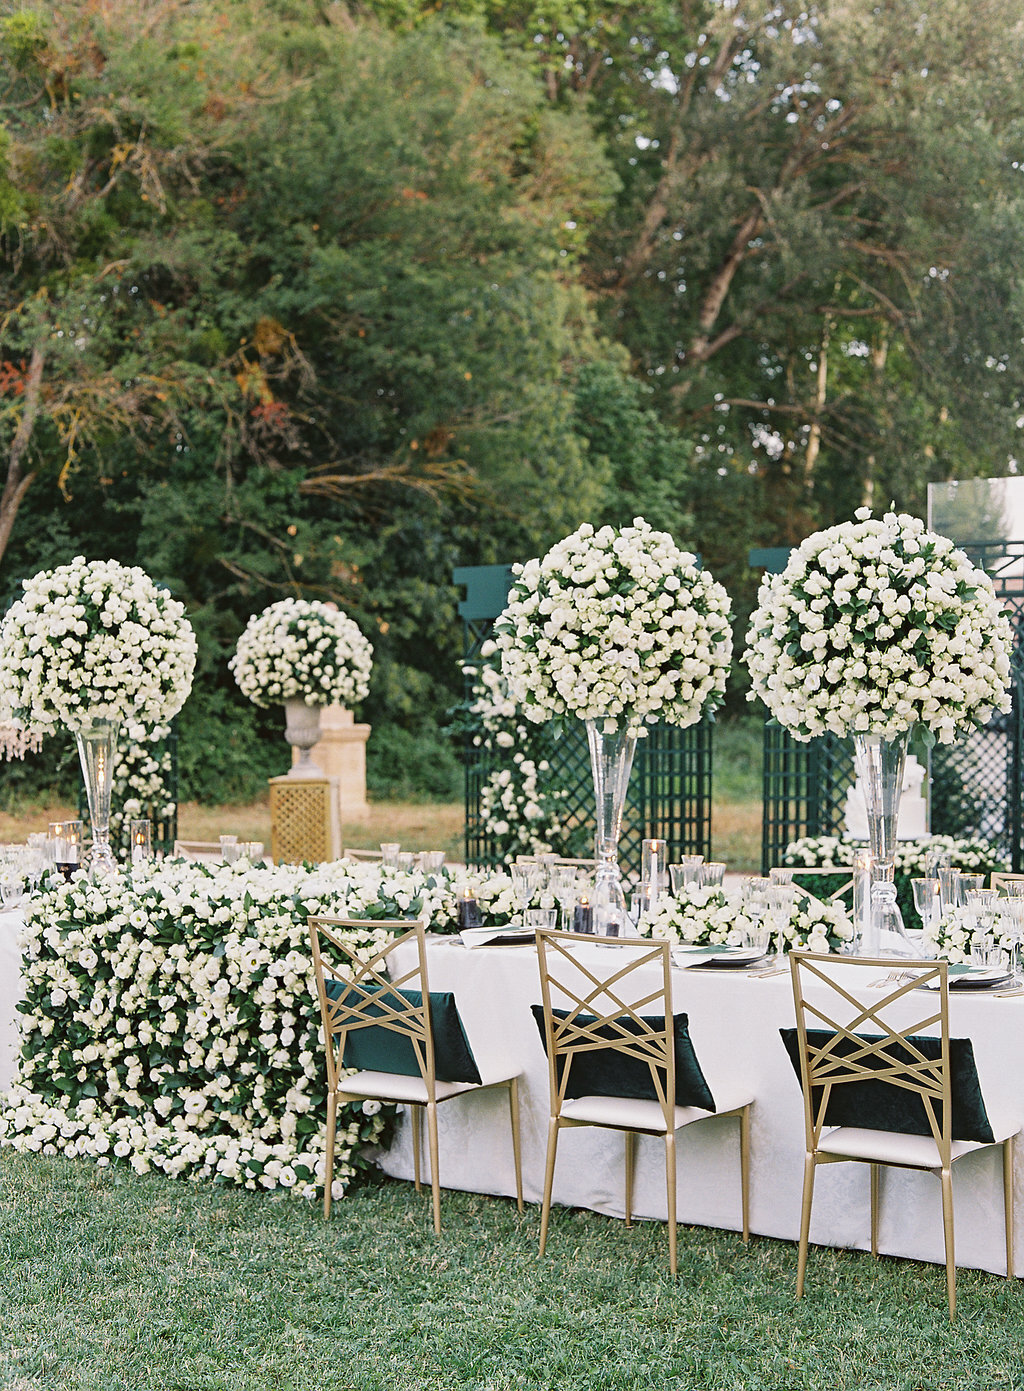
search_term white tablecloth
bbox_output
[379,939,1024,1276]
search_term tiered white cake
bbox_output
[844,754,928,841]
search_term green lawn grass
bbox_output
[2,1153,1022,1391]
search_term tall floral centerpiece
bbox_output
[495,519,733,934]
[230,598,373,777]
[744,509,1012,949]
[0,557,197,874]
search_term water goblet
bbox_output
[379,842,400,868]
[549,865,578,931]
[768,867,794,885]
[938,867,963,916]
[700,862,727,889]
[910,877,940,934]
[510,864,542,925]
[670,856,704,895]
[767,884,797,957]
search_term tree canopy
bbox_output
[1,0,1022,796]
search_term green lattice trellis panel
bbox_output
[760,719,854,873]
[455,564,713,871]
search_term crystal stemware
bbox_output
[510,864,543,925]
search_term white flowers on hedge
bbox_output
[494,519,732,736]
[0,556,197,733]
[0,859,524,1195]
[744,509,1012,743]
[230,598,373,709]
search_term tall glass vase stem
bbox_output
[75,718,120,876]
[852,730,913,956]
[585,717,638,936]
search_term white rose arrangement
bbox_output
[230,598,373,709]
[0,556,197,733]
[744,509,1012,745]
[494,518,732,736]
[639,882,854,955]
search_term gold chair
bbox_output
[534,929,752,1274]
[991,873,1024,894]
[172,839,224,862]
[789,866,855,908]
[342,848,384,862]
[786,951,1019,1319]
[308,915,523,1234]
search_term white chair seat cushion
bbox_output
[560,1087,750,1133]
[336,1070,482,1104]
[820,1126,997,1168]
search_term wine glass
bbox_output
[549,865,578,931]
[510,864,542,925]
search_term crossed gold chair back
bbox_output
[788,950,1015,1320]
[308,914,523,1233]
[789,867,855,909]
[535,929,750,1275]
[991,872,1024,894]
[309,916,434,1105]
[790,952,952,1162]
[536,931,677,1132]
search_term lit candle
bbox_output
[573,894,593,935]
[130,819,152,866]
[457,885,482,930]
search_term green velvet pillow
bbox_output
[531,1005,716,1113]
[779,1028,994,1144]
[325,979,482,1085]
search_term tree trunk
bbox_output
[0,344,45,572]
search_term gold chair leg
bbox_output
[508,1078,524,1214]
[940,1166,956,1321]
[870,1163,880,1258]
[323,1090,337,1220]
[426,1101,442,1236]
[1004,1136,1015,1279]
[665,1130,678,1277]
[796,1153,816,1298]
[739,1105,751,1243]
[624,1131,636,1228]
[411,1105,423,1193]
[539,1117,559,1257]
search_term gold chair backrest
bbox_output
[308,916,434,1095]
[790,867,855,907]
[991,873,1024,894]
[535,930,676,1124]
[789,951,951,1160]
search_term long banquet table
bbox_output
[379,936,1024,1277]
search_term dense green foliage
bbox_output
[1,0,1022,798]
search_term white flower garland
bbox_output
[782,833,1007,878]
[0,557,196,733]
[744,509,1012,743]
[464,642,574,858]
[230,598,372,709]
[639,882,854,955]
[495,518,732,736]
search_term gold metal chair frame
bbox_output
[308,915,524,1234]
[788,950,1016,1319]
[535,929,750,1275]
[789,866,855,908]
[991,873,1024,894]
